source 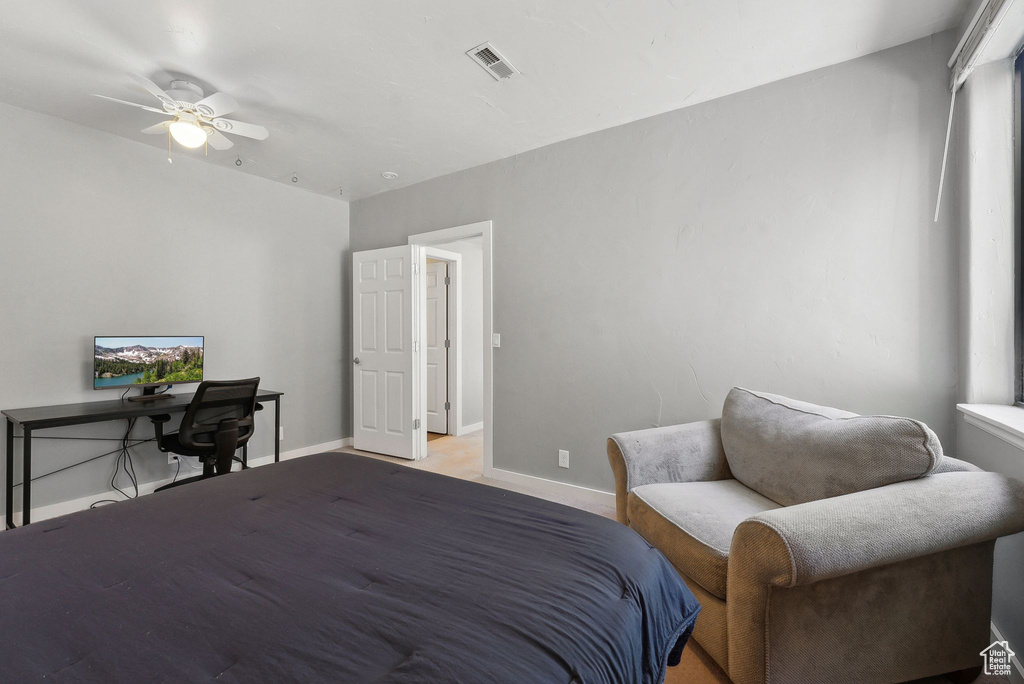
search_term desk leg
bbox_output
[274,399,281,463]
[22,428,31,526]
[5,419,13,530]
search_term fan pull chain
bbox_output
[167,130,172,164]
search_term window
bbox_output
[1016,50,1024,403]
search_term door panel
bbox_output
[359,369,378,430]
[425,260,449,433]
[353,245,423,459]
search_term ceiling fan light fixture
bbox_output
[169,118,208,149]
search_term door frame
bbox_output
[423,247,462,437]
[409,221,494,476]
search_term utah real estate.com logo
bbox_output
[981,640,1015,677]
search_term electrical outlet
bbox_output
[279,426,285,441]
[168,453,178,465]
[558,449,569,469]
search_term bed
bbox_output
[0,452,699,683]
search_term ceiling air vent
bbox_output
[466,42,519,81]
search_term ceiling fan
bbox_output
[94,75,269,153]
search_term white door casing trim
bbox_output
[409,221,494,476]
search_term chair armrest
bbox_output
[149,414,173,452]
[608,419,730,524]
[730,471,1024,589]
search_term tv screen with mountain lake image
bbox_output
[94,336,204,389]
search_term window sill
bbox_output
[957,403,1024,452]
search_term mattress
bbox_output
[0,452,699,683]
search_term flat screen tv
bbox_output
[94,336,204,390]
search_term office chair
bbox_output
[151,378,261,492]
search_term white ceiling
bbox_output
[0,1,967,201]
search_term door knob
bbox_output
[353,357,361,364]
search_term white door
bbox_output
[352,245,425,459]
[425,260,449,433]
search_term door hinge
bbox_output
[444,401,451,411]
[444,339,450,349]
[413,341,420,352]
[444,276,451,285]
[413,418,421,429]
[412,263,420,275]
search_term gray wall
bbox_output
[434,237,484,428]
[0,100,350,511]
[351,32,959,491]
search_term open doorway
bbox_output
[410,222,492,476]
[348,221,493,476]
[420,239,484,468]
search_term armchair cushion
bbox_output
[628,479,780,599]
[721,387,942,505]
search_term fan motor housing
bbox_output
[165,80,205,109]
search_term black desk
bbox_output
[2,389,283,528]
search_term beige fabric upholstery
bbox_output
[628,481,780,598]
[608,420,731,524]
[721,387,942,505]
[733,471,1024,586]
[677,572,729,672]
[608,389,1024,684]
[667,633,732,684]
[758,543,992,684]
[933,455,982,473]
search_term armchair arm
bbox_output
[725,472,1024,684]
[608,419,730,524]
[730,471,1024,589]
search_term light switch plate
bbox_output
[492,333,501,348]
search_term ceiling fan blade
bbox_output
[206,130,234,150]
[93,94,168,115]
[129,74,179,110]
[211,118,269,140]
[140,122,170,135]
[194,92,238,118]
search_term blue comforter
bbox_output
[0,452,699,683]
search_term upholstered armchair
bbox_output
[609,388,1024,684]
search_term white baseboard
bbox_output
[7,438,351,528]
[991,621,1024,684]
[486,467,615,508]
[245,438,350,468]
[454,421,483,436]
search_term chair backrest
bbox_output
[178,378,260,450]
